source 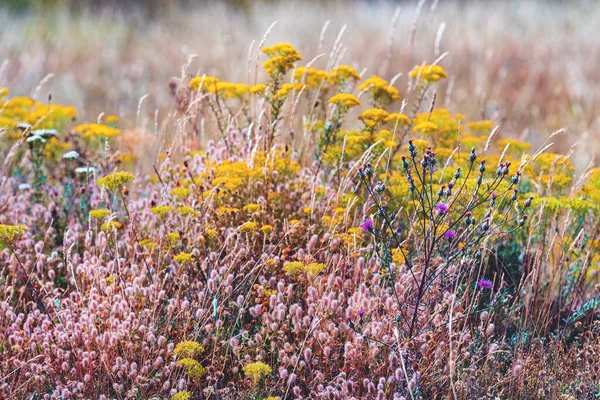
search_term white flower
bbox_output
[18,183,31,190]
[26,134,46,143]
[75,166,96,174]
[63,151,79,160]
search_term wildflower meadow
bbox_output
[0,1,599,399]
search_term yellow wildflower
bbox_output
[101,221,122,232]
[166,232,180,245]
[90,209,111,221]
[250,84,267,95]
[150,205,174,217]
[305,262,326,277]
[359,108,390,128]
[176,206,198,216]
[262,43,302,76]
[413,121,438,134]
[0,224,26,246]
[174,252,194,264]
[260,225,274,234]
[172,391,192,400]
[328,93,361,108]
[139,239,158,250]
[467,120,494,134]
[330,65,361,85]
[238,221,258,233]
[189,76,219,92]
[358,76,400,104]
[205,229,218,239]
[283,261,305,276]
[170,187,191,199]
[409,65,448,83]
[74,123,121,139]
[97,171,134,191]
[243,361,272,384]
[275,83,304,99]
[243,203,261,213]
[173,341,205,358]
[387,113,410,126]
[293,66,330,88]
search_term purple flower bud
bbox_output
[358,310,365,318]
[477,279,493,289]
[444,230,456,240]
[435,203,449,215]
[361,219,375,233]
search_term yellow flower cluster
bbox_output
[170,187,191,198]
[172,391,192,400]
[330,65,361,86]
[176,206,198,216]
[283,261,326,277]
[90,209,111,221]
[174,252,194,264]
[74,123,121,139]
[0,224,26,246]
[358,76,400,104]
[262,43,302,76]
[409,65,448,83]
[238,221,259,233]
[177,358,206,379]
[328,93,361,108]
[359,108,389,127]
[275,83,304,99]
[242,361,272,384]
[97,171,134,190]
[101,221,122,232]
[173,341,205,358]
[189,76,219,92]
[0,95,77,131]
[151,205,174,217]
[293,66,330,88]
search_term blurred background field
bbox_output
[1,0,599,166]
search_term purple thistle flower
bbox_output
[357,310,365,318]
[477,279,493,289]
[435,203,449,215]
[444,229,456,241]
[361,219,374,233]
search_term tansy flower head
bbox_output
[262,43,302,76]
[293,66,330,88]
[243,203,261,213]
[388,113,411,126]
[250,84,267,95]
[260,224,274,234]
[413,121,439,135]
[359,108,389,128]
[189,75,219,92]
[97,171,134,190]
[330,65,361,86]
[172,391,192,400]
[90,209,111,221]
[101,221,122,232]
[176,206,198,216]
[150,205,174,217]
[283,261,305,276]
[170,187,191,199]
[409,65,448,83]
[174,252,194,264]
[329,93,361,108]
[238,221,258,233]
[358,76,400,104]
[242,361,272,384]
[0,224,26,246]
[74,123,121,139]
[275,83,304,99]
[173,341,205,358]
